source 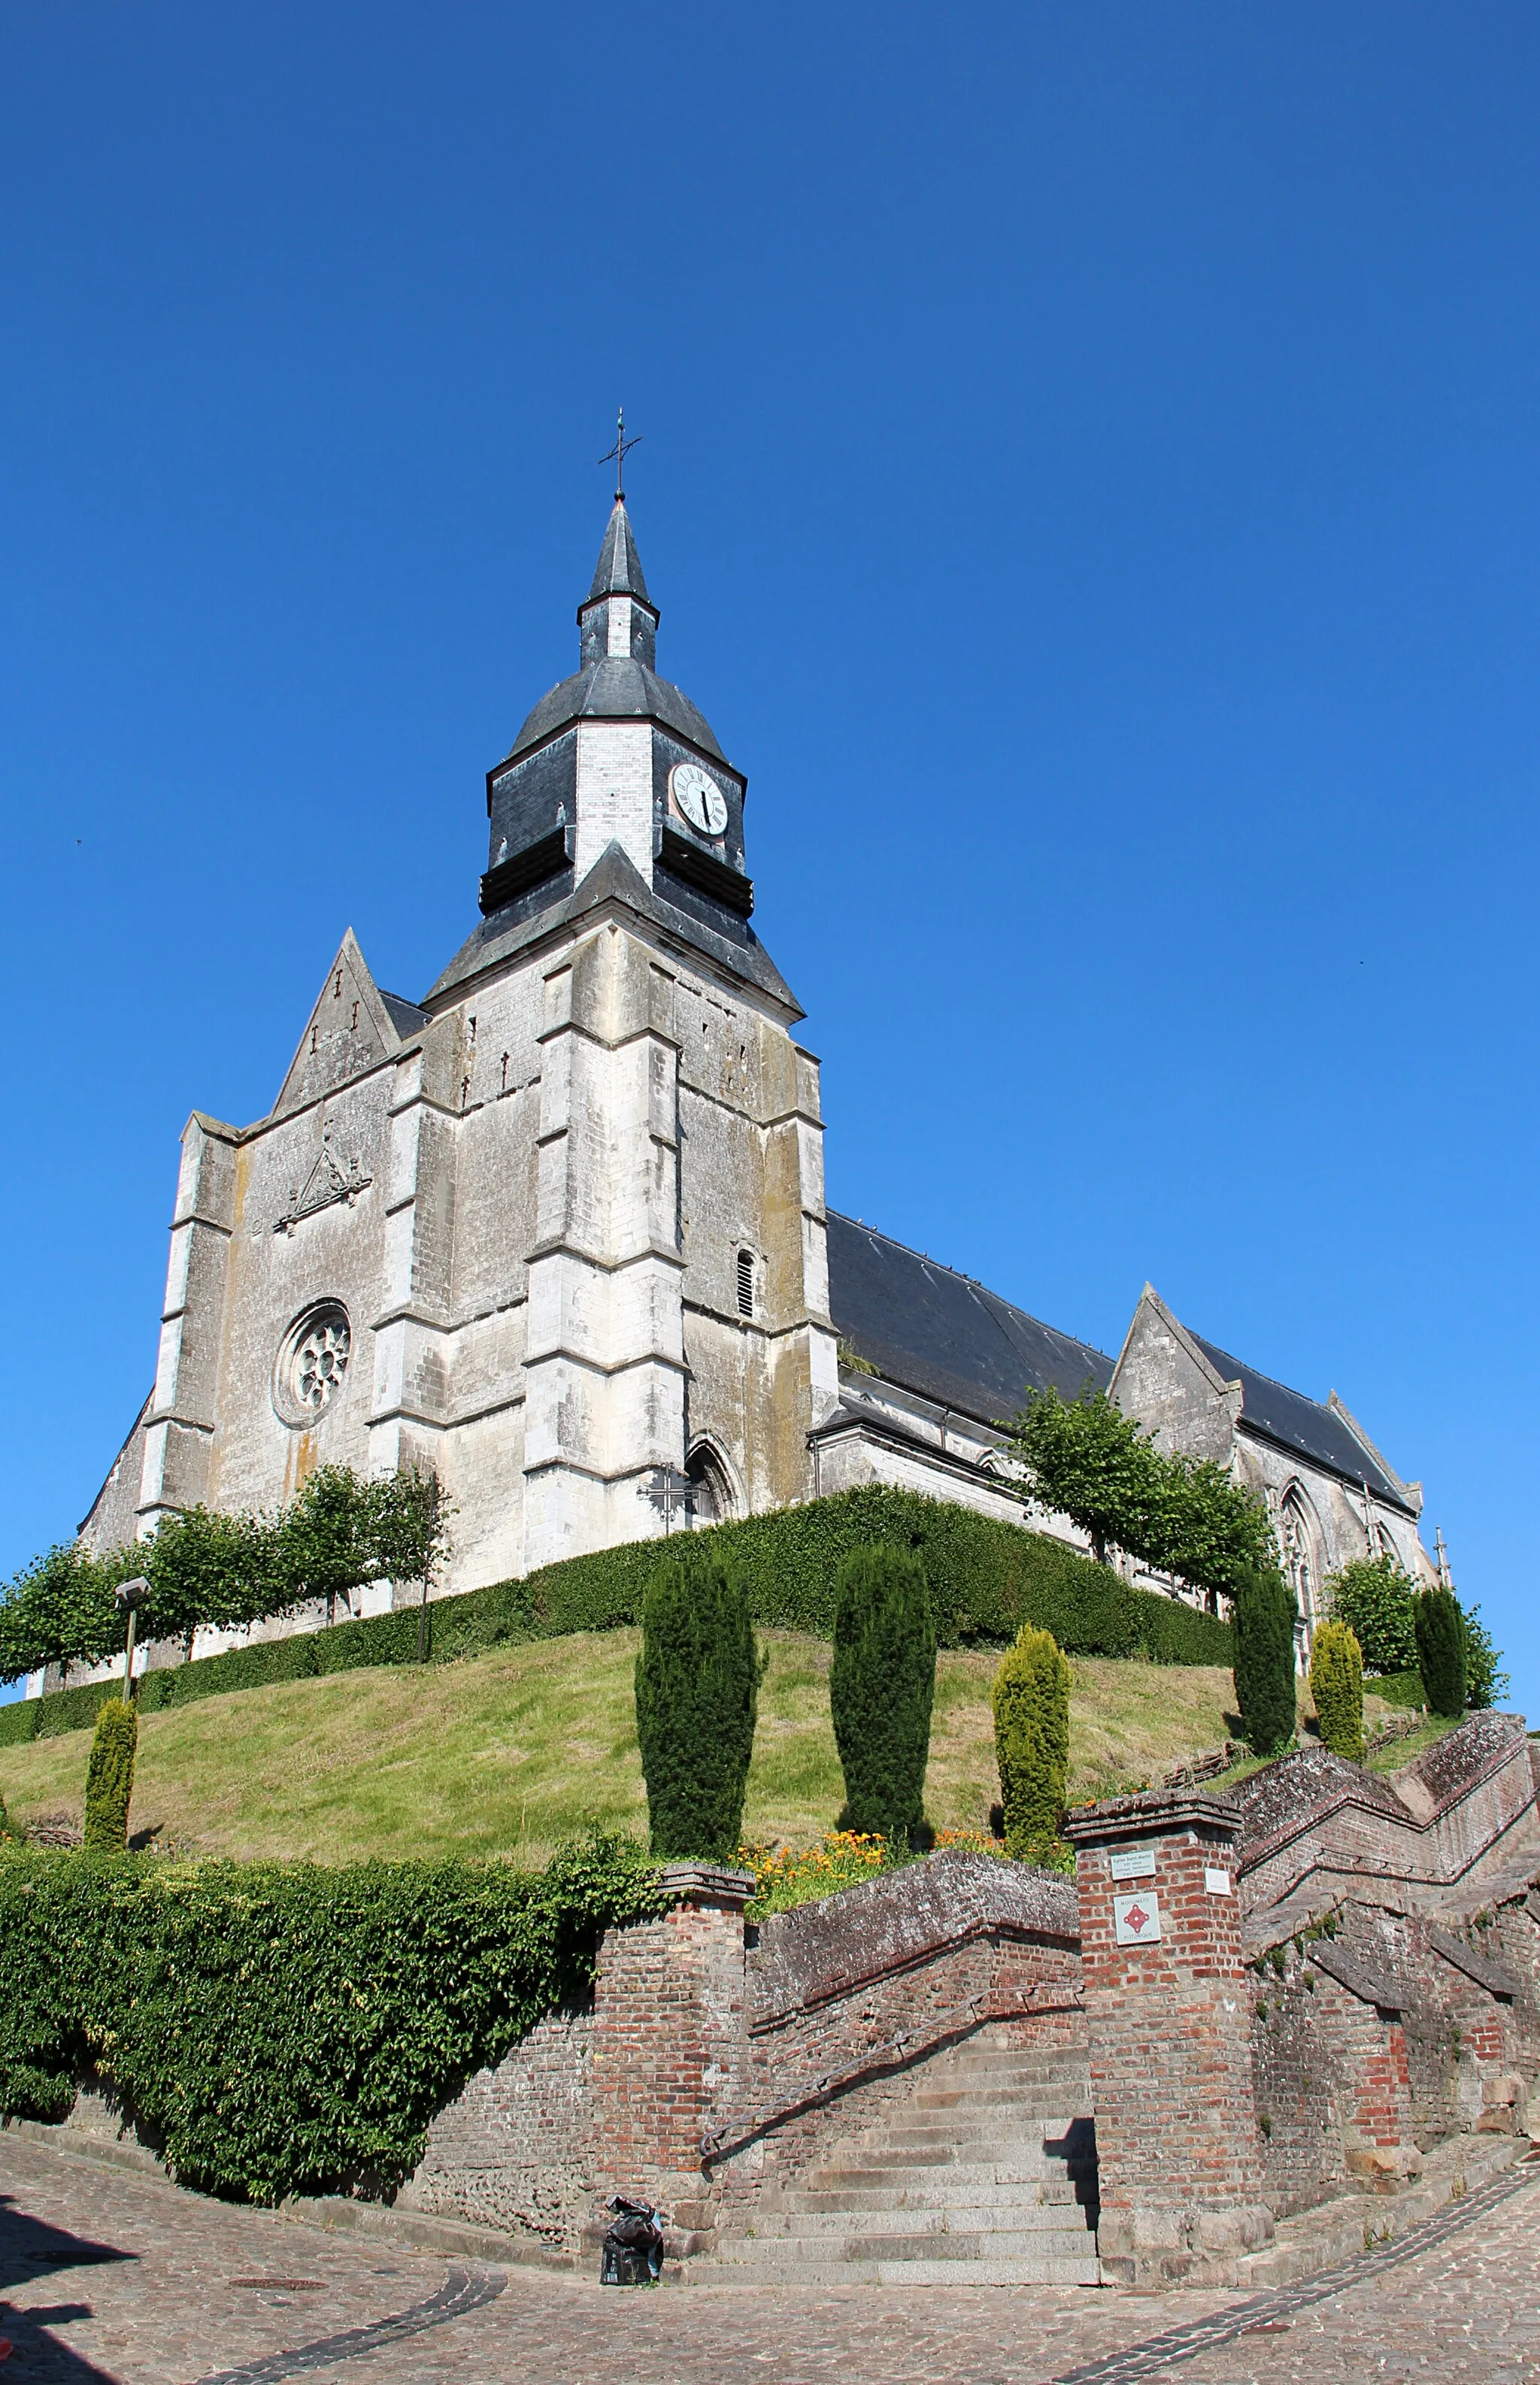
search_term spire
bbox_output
[578,499,657,671]
[587,499,651,606]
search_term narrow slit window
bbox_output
[736,1249,754,1318]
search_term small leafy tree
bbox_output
[992,1624,1071,1860]
[374,1468,453,1659]
[829,1545,937,1845]
[277,1466,383,1628]
[83,1702,138,1853]
[0,1544,120,1684]
[144,1505,286,1646]
[1009,1386,1160,1566]
[1414,1586,1467,1717]
[1144,1452,1273,1599]
[1323,1554,1418,1676]
[1308,1619,1365,1762]
[1232,1568,1298,1756]
[1008,1384,1270,1596]
[1461,1606,1507,1711]
[635,1541,760,1859]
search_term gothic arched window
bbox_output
[686,1444,735,1527]
[1278,1486,1320,1629]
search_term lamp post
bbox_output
[114,1576,150,1704]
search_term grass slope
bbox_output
[0,1632,1411,1865]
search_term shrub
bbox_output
[5,1489,1235,1700]
[1324,1556,1418,1676]
[634,1543,759,1860]
[829,1545,937,1845]
[82,1702,138,1853]
[0,1834,664,2199]
[1460,1607,1507,1711]
[1232,1568,1298,1756]
[992,1625,1071,1859]
[1415,1586,1468,1717]
[1308,1620,1365,1763]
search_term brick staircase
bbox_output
[705,2026,1100,2286]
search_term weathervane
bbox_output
[600,405,642,503]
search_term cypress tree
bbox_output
[992,1624,1072,1860]
[1414,1586,1468,1717]
[829,1544,936,1845]
[83,1701,138,1853]
[635,1541,759,1860]
[1232,1567,1297,1757]
[1308,1619,1365,1763]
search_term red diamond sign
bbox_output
[1114,1890,1163,1947]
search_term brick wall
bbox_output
[396,1723,1540,2277]
[1237,1714,1540,1930]
[1066,1790,1273,2285]
[713,1853,1084,2225]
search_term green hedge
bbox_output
[0,1491,1232,1746]
[0,1833,664,2203]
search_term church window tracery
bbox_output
[274,1302,351,1424]
[1278,1486,1320,1631]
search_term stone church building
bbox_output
[70,500,1437,1677]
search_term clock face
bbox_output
[671,761,729,839]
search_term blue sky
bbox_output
[2,5,1535,1708]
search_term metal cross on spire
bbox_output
[599,405,643,503]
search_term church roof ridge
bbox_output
[1186,1326,1413,1511]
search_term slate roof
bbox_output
[587,500,651,605]
[379,990,430,1040]
[423,840,799,1014]
[504,656,726,768]
[826,1212,1113,1429]
[1187,1332,1409,1509]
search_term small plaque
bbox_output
[1205,1868,1233,1897]
[1113,1891,1163,1947]
[1110,1847,1157,1883]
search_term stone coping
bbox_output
[1063,1786,1241,1847]
[656,1862,756,1907]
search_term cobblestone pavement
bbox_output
[2,2136,1538,2385]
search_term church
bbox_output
[74,495,1439,1662]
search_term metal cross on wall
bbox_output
[600,405,642,502]
[641,1467,696,1533]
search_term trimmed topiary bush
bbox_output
[1414,1586,1467,1717]
[829,1544,937,1846]
[1232,1568,1298,1757]
[82,1701,138,1853]
[992,1624,1071,1860]
[1308,1620,1365,1763]
[634,1542,760,1860]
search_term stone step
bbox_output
[908,2085,1087,2110]
[786,2178,1093,2213]
[744,2205,1096,2243]
[699,2252,1103,2287]
[711,2233,1102,2276]
[800,2159,1091,2194]
[844,2137,1087,2174]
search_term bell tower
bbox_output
[420,496,840,1576]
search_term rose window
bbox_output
[275,1302,352,1424]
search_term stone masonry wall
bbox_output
[398,2003,596,2251]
